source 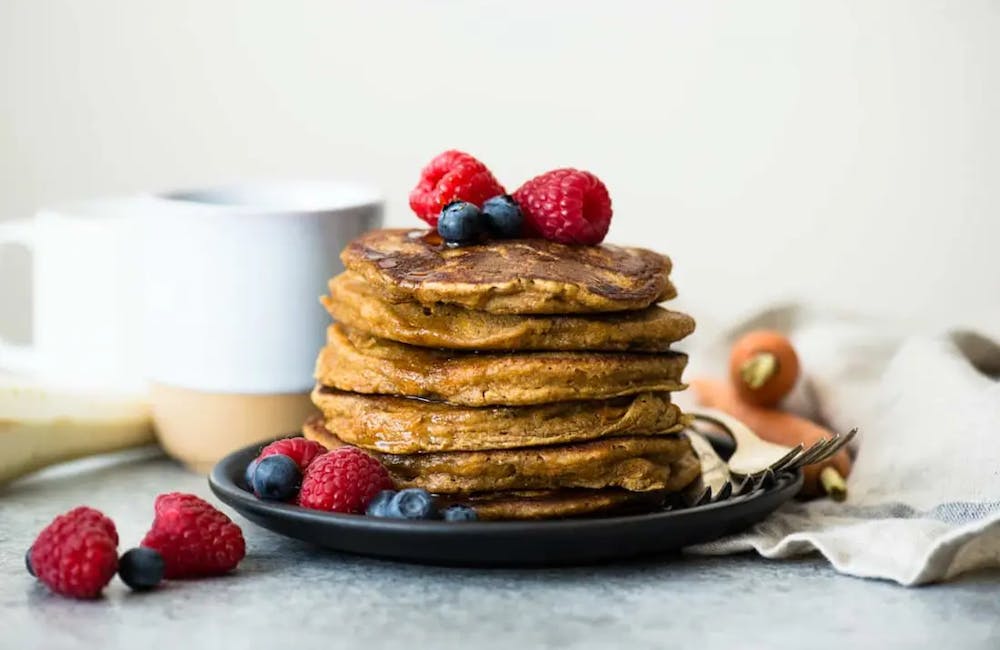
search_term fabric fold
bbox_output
[682,304,1000,586]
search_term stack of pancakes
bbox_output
[304,229,700,520]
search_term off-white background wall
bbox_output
[2,0,998,345]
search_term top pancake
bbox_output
[341,229,676,314]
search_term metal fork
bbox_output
[689,408,857,500]
[683,430,759,507]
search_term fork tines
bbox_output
[779,428,858,474]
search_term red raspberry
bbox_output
[513,169,613,245]
[409,150,506,226]
[140,493,245,579]
[30,507,118,599]
[298,447,394,514]
[257,436,325,472]
[64,505,119,545]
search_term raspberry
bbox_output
[140,493,245,578]
[30,507,118,599]
[64,505,119,545]
[257,436,325,472]
[298,447,394,514]
[409,150,505,226]
[513,169,613,245]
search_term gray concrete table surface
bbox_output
[2,453,998,650]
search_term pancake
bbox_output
[440,489,669,521]
[315,324,688,406]
[303,415,700,494]
[323,272,695,352]
[311,387,688,453]
[341,229,676,314]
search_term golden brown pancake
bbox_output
[439,489,669,521]
[341,229,676,314]
[323,272,695,352]
[311,387,687,453]
[315,324,688,406]
[303,415,700,494]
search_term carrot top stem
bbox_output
[820,467,848,502]
[740,352,778,390]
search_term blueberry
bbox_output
[25,548,34,577]
[244,458,260,491]
[481,195,523,239]
[388,488,437,520]
[365,489,397,517]
[118,547,165,592]
[437,201,484,244]
[252,454,301,501]
[442,504,478,522]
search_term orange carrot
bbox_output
[729,330,800,407]
[691,378,852,497]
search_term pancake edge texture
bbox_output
[303,415,700,494]
[315,324,688,406]
[341,229,677,314]
[312,387,687,453]
[323,272,695,351]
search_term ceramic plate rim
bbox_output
[209,439,803,534]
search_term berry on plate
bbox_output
[298,447,394,514]
[244,458,260,490]
[365,489,397,517]
[513,169,613,245]
[257,436,325,473]
[252,454,302,501]
[409,150,505,227]
[442,504,479,522]
[481,195,524,239]
[388,488,437,520]
[140,493,245,578]
[118,547,165,592]
[29,506,119,599]
[437,201,484,244]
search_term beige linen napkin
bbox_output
[679,305,1000,585]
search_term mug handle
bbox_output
[0,218,38,374]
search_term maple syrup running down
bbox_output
[420,229,480,249]
[342,229,677,309]
[420,230,444,247]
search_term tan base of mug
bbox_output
[150,382,318,474]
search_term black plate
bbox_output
[209,441,801,567]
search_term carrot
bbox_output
[729,330,800,407]
[691,378,851,497]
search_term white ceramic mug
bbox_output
[140,181,382,470]
[0,198,149,391]
[1,183,381,471]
